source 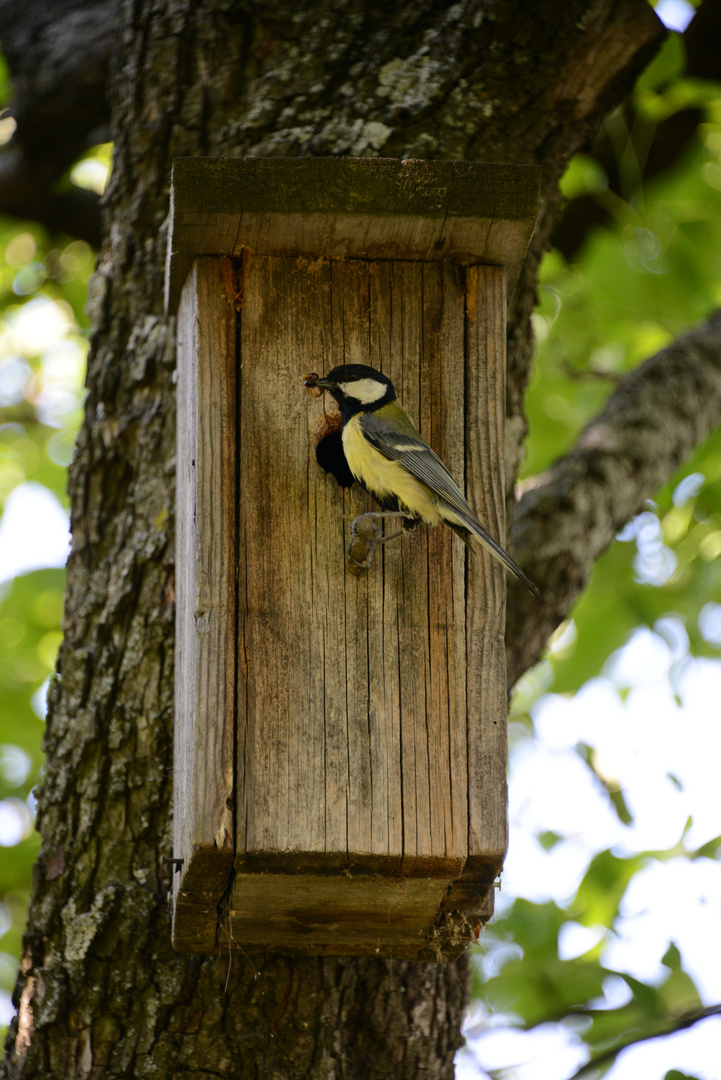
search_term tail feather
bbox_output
[448,515,540,599]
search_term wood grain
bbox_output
[174,253,510,955]
[465,264,509,880]
[236,254,470,869]
[173,258,237,951]
[221,872,452,958]
[165,157,540,312]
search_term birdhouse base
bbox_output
[219,864,494,959]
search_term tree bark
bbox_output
[1,1,685,1077]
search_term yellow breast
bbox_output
[342,415,442,525]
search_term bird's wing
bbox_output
[359,408,541,598]
[359,410,472,518]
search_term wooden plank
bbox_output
[236,255,470,879]
[165,158,540,312]
[223,872,452,957]
[383,261,432,866]
[328,260,377,860]
[464,264,509,879]
[170,156,539,219]
[237,255,329,859]
[363,262,403,864]
[304,261,351,860]
[173,258,237,951]
[422,262,468,864]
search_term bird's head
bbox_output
[315,364,396,416]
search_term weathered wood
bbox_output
[165,157,540,313]
[190,253,504,955]
[220,872,453,958]
[465,265,509,880]
[235,256,469,873]
[172,255,512,953]
[173,258,236,951]
[171,159,536,955]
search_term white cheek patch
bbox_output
[339,378,387,404]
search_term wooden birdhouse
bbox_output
[165,157,539,957]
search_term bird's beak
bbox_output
[317,376,336,390]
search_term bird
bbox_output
[305,363,540,598]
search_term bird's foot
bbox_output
[346,512,410,575]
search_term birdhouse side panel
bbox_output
[173,258,237,950]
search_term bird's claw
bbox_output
[346,513,383,575]
[346,512,410,575]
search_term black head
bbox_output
[317,364,396,417]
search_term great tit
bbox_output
[307,363,540,598]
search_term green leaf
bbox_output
[607,787,633,826]
[636,33,686,93]
[537,830,563,851]
[575,850,645,927]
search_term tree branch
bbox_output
[506,310,721,685]
[565,1002,721,1080]
[0,150,102,245]
[0,0,114,244]
[552,0,721,261]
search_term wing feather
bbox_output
[359,411,472,517]
[358,408,541,599]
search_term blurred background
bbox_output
[0,3,720,1078]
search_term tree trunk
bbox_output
[2,1,668,1076]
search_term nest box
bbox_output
[166,157,539,957]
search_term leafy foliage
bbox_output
[465,27,721,1080]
